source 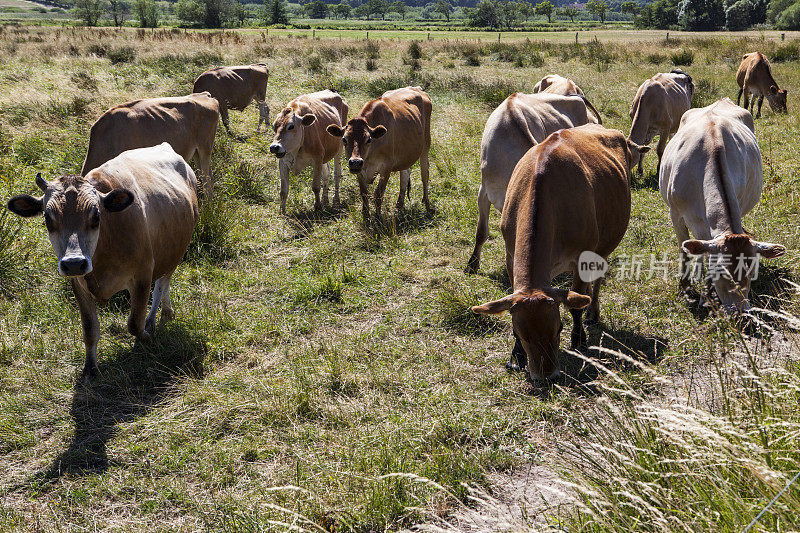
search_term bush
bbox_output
[646,52,666,64]
[407,40,423,60]
[772,42,800,62]
[670,49,695,65]
[107,46,136,64]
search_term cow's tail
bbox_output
[627,97,649,145]
[578,94,603,125]
[709,125,743,230]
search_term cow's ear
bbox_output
[770,85,779,95]
[682,239,713,255]
[546,288,591,309]
[753,241,786,259]
[101,189,134,213]
[7,194,44,218]
[371,125,387,139]
[300,114,316,126]
[472,293,523,315]
[35,172,49,192]
[326,124,344,137]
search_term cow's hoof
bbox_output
[80,365,99,384]
[583,316,598,326]
[135,330,151,343]
[144,318,156,335]
[161,308,175,323]
[505,360,525,372]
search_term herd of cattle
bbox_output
[3,50,790,383]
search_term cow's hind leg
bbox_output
[671,213,693,293]
[72,279,100,382]
[737,87,743,107]
[128,277,153,341]
[196,146,214,199]
[311,162,323,211]
[757,95,764,118]
[656,134,668,176]
[569,271,590,349]
[220,106,232,135]
[257,100,269,132]
[322,162,331,207]
[584,278,603,325]
[420,149,431,212]
[145,274,173,334]
[397,169,411,210]
[466,184,491,274]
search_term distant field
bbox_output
[0,26,798,531]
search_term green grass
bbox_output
[0,26,798,531]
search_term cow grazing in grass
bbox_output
[736,52,787,118]
[269,90,349,213]
[660,98,785,313]
[472,124,648,381]
[326,86,432,222]
[81,93,219,196]
[8,143,199,381]
[193,64,270,134]
[466,92,599,274]
[629,69,694,175]
[532,74,602,124]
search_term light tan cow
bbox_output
[629,69,694,174]
[269,90,349,213]
[660,98,785,313]
[81,93,219,196]
[326,86,432,222]
[8,143,199,381]
[532,74,602,124]
[466,92,601,274]
[193,64,270,134]
[472,124,648,381]
[736,52,787,118]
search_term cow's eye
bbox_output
[342,137,347,145]
[272,124,278,132]
[89,211,100,229]
[365,138,371,144]
[43,212,55,232]
[287,124,294,131]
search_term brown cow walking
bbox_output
[8,143,199,381]
[81,93,219,196]
[193,64,270,134]
[736,52,787,118]
[326,86,432,222]
[472,124,648,381]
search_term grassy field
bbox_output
[0,27,799,531]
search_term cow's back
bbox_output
[480,92,592,210]
[367,86,431,172]
[293,90,348,163]
[193,65,268,110]
[82,94,219,175]
[630,73,692,143]
[737,52,775,90]
[88,142,199,283]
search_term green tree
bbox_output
[304,0,328,18]
[518,0,534,20]
[435,0,452,21]
[107,0,129,26]
[678,0,724,29]
[535,0,554,22]
[391,1,406,19]
[775,0,800,27]
[367,0,389,19]
[726,0,752,28]
[73,0,105,26]
[620,0,639,15]
[467,0,500,28]
[557,5,579,21]
[498,0,520,27]
[767,0,793,23]
[135,0,159,27]
[333,2,351,18]
[586,0,608,21]
[263,0,289,24]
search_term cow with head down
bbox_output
[472,124,649,381]
[736,52,788,118]
[193,64,270,135]
[532,74,602,124]
[326,86,432,222]
[268,90,348,214]
[8,143,198,382]
[660,98,785,313]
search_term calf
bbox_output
[629,69,694,174]
[193,64,270,134]
[269,90,349,213]
[326,86,432,222]
[736,52,787,118]
[532,74,602,124]
[660,98,785,312]
[81,93,219,196]
[472,124,648,380]
[8,143,199,381]
[466,92,600,274]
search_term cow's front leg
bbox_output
[278,159,290,215]
[128,277,153,341]
[357,173,371,222]
[374,172,391,219]
[258,100,269,132]
[333,147,342,208]
[569,276,589,349]
[397,169,411,210]
[507,331,527,372]
[311,162,323,211]
[322,162,332,207]
[757,95,764,118]
[72,279,100,382]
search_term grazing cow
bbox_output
[193,64,270,134]
[81,93,219,196]
[472,124,648,380]
[466,92,599,274]
[269,90,349,213]
[629,69,694,175]
[660,98,785,312]
[326,86,432,222]
[8,143,199,381]
[532,74,602,124]
[736,52,787,118]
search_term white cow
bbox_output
[466,92,605,274]
[659,98,785,312]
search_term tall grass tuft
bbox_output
[559,332,800,532]
[670,49,695,66]
[187,194,240,263]
[0,207,33,298]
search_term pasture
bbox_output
[0,26,799,531]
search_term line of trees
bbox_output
[632,0,800,30]
[73,0,160,27]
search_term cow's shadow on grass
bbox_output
[33,323,207,483]
[362,202,440,239]
[525,322,668,398]
[630,169,659,190]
